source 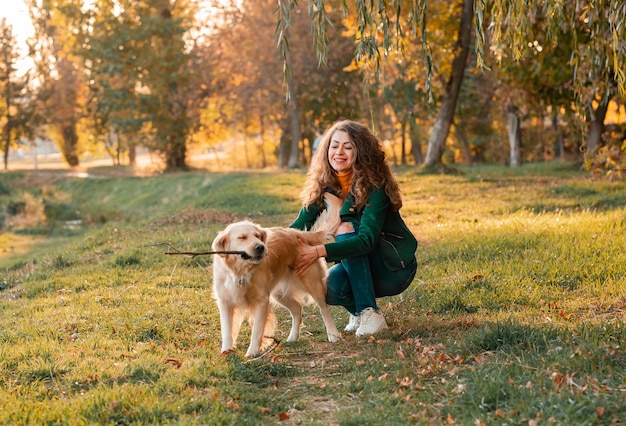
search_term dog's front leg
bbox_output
[246,301,270,357]
[218,301,236,353]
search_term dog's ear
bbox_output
[212,231,229,257]
[258,228,267,242]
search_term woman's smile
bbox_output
[328,130,355,173]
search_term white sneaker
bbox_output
[355,307,388,336]
[344,314,361,332]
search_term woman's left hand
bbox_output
[294,239,320,276]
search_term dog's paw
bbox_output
[328,333,342,343]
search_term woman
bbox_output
[291,120,418,336]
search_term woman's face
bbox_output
[328,129,355,173]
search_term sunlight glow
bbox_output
[0,0,34,75]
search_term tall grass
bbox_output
[1,162,624,424]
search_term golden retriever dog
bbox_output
[211,195,342,357]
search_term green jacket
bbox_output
[290,187,418,271]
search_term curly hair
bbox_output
[300,120,403,212]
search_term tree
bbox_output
[422,0,473,168]
[26,0,84,167]
[212,0,364,168]
[81,0,147,166]
[0,18,19,169]
[0,19,36,170]
[279,0,626,169]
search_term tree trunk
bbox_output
[259,113,267,168]
[401,120,407,166]
[409,120,423,165]
[285,50,301,168]
[507,104,522,167]
[128,144,136,166]
[387,112,397,165]
[455,122,473,165]
[585,95,609,161]
[3,119,9,170]
[2,139,8,170]
[165,135,187,170]
[287,98,301,168]
[3,50,12,170]
[61,123,80,167]
[552,112,563,159]
[423,0,473,167]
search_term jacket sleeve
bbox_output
[324,188,389,262]
[290,203,323,230]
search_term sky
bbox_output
[1,0,34,43]
[0,0,35,74]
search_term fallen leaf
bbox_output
[278,412,290,421]
[565,372,578,387]
[596,406,605,417]
[551,371,564,387]
[165,358,182,368]
[397,376,412,387]
[227,399,240,411]
[558,309,571,319]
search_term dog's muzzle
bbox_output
[242,243,265,262]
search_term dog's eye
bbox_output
[238,235,247,240]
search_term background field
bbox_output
[1,162,625,425]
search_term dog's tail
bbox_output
[309,192,342,240]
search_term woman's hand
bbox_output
[294,240,324,276]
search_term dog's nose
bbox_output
[253,243,265,255]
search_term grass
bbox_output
[0,162,625,425]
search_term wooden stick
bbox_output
[145,242,247,259]
[164,250,246,259]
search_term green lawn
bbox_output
[1,163,624,425]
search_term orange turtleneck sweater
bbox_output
[335,170,353,200]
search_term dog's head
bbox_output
[212,221,267,264]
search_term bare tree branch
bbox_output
[145,243,247,259]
